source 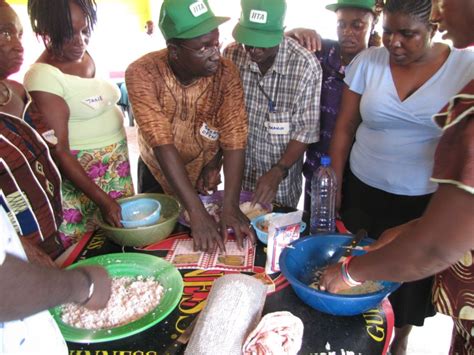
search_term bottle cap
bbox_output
[320,155,331,166]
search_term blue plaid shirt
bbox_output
[224,38,322,207]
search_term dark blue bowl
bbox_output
[279,234,401,316]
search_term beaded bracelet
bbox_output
[341,256,363,287]
[76,268,95,305]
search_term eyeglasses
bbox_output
[178,42,222,57]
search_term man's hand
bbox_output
[189,210,225,253]
[196,165,222,195]
[286,28,322,52]
[252,167,284,206]
[220,205,256,249]
[196,151,223,195]
[319,263,351,294]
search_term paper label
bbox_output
[265,121,290,135]
[249,10,268,24]
[189,1,208,17]
[81,95,104,110]
[200,122,219,141]
[42,129,58,145]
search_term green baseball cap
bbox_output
[232,0,287,48]
[326,0,375,12]
[159,0,230,41]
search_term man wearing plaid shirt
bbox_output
[224,0,322,208]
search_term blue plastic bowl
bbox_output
[279,234,401,316]
[251,213,306,245]
[120,198,161,229]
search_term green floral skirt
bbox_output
[59,139,134,247]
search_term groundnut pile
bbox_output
[61,276,164,330]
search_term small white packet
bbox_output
[265,211,303,274]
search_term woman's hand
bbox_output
[319,263,351,294]
[286,28,322,52]
[98,196,122,228]
[364,219,418,252]
[220,205,256,249]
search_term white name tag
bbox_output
[200,122,219,141]
[265,121,290,135]
[190,1,208,17]
[249,10,268,24]
[82,95,104,109]
[42,129,58,145]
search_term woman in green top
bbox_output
[24,0,134,247]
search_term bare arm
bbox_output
[28,91,122,227]
[221,149,255,248]
[328,86,362,210]
[252,140,308,206]
[351,184,474,281]
[153,145,224,252]
[0,254,111,321]
[320,184,474,292]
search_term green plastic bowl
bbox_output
[51,253,184,343]
[97,193,182,247]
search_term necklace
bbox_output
[0,81,13,106]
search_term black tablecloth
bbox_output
[63,223,393,355]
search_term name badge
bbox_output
[265,121,290,135]
[200,122,219,141]
[82,95,104,109]
[42,129,58,145]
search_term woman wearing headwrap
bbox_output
[0,2,111,353]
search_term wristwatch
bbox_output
[271,163,289,179]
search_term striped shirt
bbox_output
[224,38,322,207]
[0,106,64,259]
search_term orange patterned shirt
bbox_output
[125,50,248,194]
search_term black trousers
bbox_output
[137,157,164,194]
[340,169,436,328]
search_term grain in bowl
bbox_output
[61,276,164,330]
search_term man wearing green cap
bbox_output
[126,0,254,252]
[224,0,322,209]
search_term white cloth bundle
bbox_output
[184,274,267,355]
[242,311,304,355]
